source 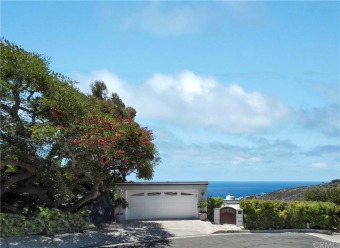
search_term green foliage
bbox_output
[207,197,224,221]
[198,200,208,212]
[0,39,160,213]
[333,205,340,232]
[240,199,337,230]
[305,187,340,205]
[0,208,94,237]
[114,188,128,212]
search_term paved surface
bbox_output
[102,233,340,248]
[0,220,338,248]
[0,220,241,248]
[147,220,242,236]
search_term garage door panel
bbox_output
[126,190,198,220]
[146,197,163,219]
[128,195,147,220]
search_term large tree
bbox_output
[0,39,159,213]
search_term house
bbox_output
[115,182,208,221]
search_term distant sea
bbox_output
[208,181,323,199]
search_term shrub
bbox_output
[332,205,340,232]
[0,213,27,237]
[240,199,337,230]
[305,187,340,205]
[198,200,208,213]
[0,208,94,237]
[207,197,224,221]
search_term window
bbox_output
[147,192,161,196]
[131,193,144,196]
[180,192,193,196]
[164,192,177,196]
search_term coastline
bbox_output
[207,181,323,199]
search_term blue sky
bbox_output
[2,1,339,181]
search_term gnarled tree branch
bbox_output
[0,160,36,196]
[66,179,101,212]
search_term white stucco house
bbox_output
[115,182,208,221]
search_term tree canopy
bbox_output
[0,39,160,213]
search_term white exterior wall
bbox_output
[213,208,220,224]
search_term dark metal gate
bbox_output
[220,207,236,224]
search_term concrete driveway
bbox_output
[147,220,242,236]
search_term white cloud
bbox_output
[73,70,290,133]
[231,156,262,166]
[146,72,216,102]
[73,69,132,99]
[122,3,210,35]
[297,104,340,137]
[310,162,328,169]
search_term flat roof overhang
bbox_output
[115,181,208,186]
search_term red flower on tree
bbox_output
[72,173,79,180]
[101,155,108,167]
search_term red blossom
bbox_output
[127,117,133,124]
[116,150,126,159]
[115,116,123,122]
[141,139,151,145]
[101,155,108,167]
[52,111,60,119]
[116,150,125,155]
[118,130,125,135]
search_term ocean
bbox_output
[208,181,323,198]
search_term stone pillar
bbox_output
[213,208,220,224]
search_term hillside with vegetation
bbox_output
[258,179,340,202]
[241,180,340,231]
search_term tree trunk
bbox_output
[0,172,34,196]
[66,179,102,212]
[0,161,35,196]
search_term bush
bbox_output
[0,208,94,237]
[207,197,224,221]
[305,187,340,205]
[0,213,27,237]
[198,200,208,213]
[240,199,337,230]
[332,205,340,232]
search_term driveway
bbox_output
[142,220,242,236]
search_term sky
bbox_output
[2,1,339,181]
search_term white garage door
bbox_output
[126,191,198,220]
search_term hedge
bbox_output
[0,208,95,237]
[240,199,339,231]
